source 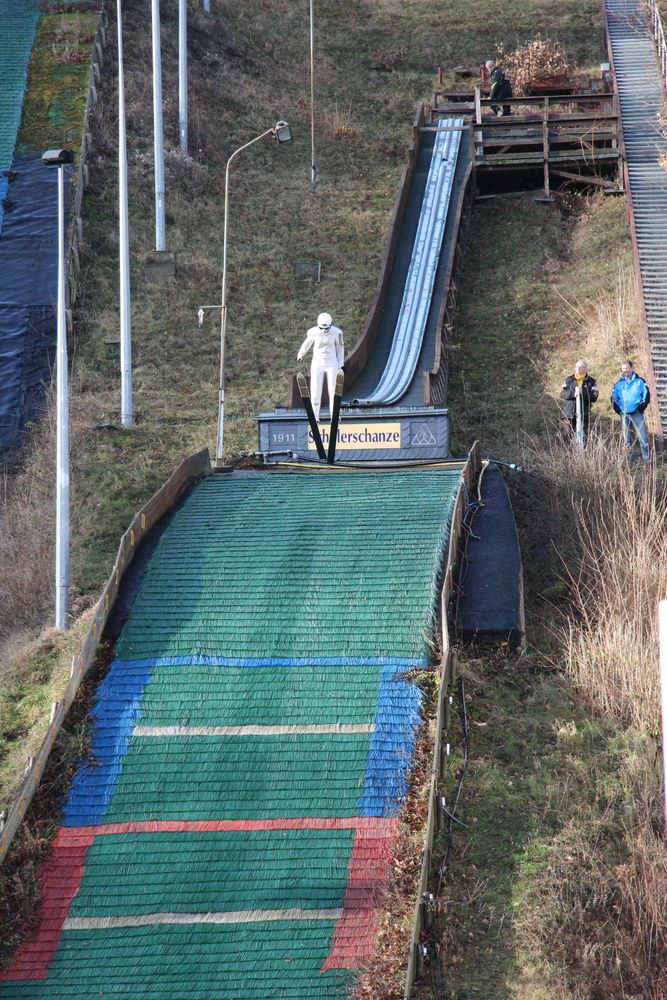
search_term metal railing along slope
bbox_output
[604,0,667,435]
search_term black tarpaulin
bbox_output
[0,152,71,454]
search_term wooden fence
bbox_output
[424,120,474,406]
[403,441,481,998]
[0,448,212,866]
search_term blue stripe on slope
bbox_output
[63,661,154,826]
[63,655,427,826]
[0,174,8,234]
[106,654,427,669]
[357,664,423,817]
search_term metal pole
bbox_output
[118,0,132,426]
[216,165,229,464]
[178,0,188,152]
[55,164,69,629]
[658,601,667,840]
[309,0,316,189]
[216,128,275,463]
[151,0,166,251]
[575,391,584,448]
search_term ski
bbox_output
[575,391,584,449]
[297,372,326,460]
[326,368,345,465]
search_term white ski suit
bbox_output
[297,324,344,420]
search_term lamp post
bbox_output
[198,121,293,465]
[151,0,166,251]
[178,0,188,152]
[42,147,75,630]
[117,0,132,426]
[309,0,316,189]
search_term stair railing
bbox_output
[648,0,667,92]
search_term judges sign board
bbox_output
[256,406,449,462]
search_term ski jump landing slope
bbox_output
[0,467,462,999]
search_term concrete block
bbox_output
[144,251,176,283]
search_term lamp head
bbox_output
[42,148,75,166]
[273,120,293,144]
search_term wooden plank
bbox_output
[549,168,616,188]
[476,112,618,128]
[476,149,620,164]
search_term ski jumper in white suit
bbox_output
[297,324,344,421]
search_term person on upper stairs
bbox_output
[297,312,344,422]
[560,358,599,443]
[611,359,651,464]
[485,59,513,116]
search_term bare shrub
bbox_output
[371,47,407,72]
[325,102,362,145]
[497,37,573,94]
[0,387,94,644]
[0,431,56,640]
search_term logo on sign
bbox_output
[307,422,402,450]
[412,422,437,446]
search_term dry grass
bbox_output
[499,433,667,997]
[551,262,641,364]
[518,434,666,730]
[517,722,667,1000]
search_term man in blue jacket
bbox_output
[611,360,651,463]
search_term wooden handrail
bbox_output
[433,90,616,107]
[425,154,473,405]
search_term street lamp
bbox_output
[199,121,293,465]
[42,147,75,630]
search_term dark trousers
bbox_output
[561,415,590,443]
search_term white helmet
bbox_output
[317,312,332,329]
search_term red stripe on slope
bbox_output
[0,838,92,980]
[322,820,400,970]
[53,816,398,843]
